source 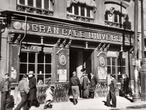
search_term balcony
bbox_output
[67,13,94,23]
[105,20,122,28]
[16,4,53,16]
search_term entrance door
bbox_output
[70,48,92,79]
[19,50,52,84]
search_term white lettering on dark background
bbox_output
[12,21,132,44]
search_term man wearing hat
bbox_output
[1,73,11,110]
[106,74,117,107]
[80,68,90,98]
[27,71,40,108]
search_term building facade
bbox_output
[0,0,135,101]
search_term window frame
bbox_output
[107,57,126,82]
[17,0,53,11]
[19,51,52,85]
[67,3,94,19]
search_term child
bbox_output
[44,84,55,109]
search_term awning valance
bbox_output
[67,0,96,8]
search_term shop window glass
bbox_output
[107,57,111,65]
[28,64,35,72]
[107,57,126,82]
[107,66,111,74]
[20,52,27,62]
[112,66,116,75]
[20,64,27,73]
[38,53,44,63]
[112,57,116,65]
[19,51,52,84]
[45,65,51,73]
[38,64,44,74]
[29,52,35,63]
[45,54,51,63]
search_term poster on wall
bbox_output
[97,52,107,81]
[57,69,67,82]
[97,67,107,80]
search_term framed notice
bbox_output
[57,69,67,82]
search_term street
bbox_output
[29,96,146,110]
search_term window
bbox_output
[107,57,126,82]
[67,0,96,22]
[20,0,25,5]
[19,51,52,84]
[28,0,33,6]
[104,1,131,29]
[36,0,42,8]
[67,3,94,18]
[17,0,54,15]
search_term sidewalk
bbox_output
[30,96,146,110]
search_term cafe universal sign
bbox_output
[11,21,132,45]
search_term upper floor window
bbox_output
[67,0,96,22]
[104,1,131,29]
[17,0,54,16]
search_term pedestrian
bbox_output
[27,71,40,108]
[1,73,11,110]
[70,71,80,105]
[106,74,117,107]
[44,84,55,109]
[89,72,97,98]
[81,68,90,98]
[14,74,29,110]
[122,73,129,96]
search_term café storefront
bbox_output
[5,13,134,102]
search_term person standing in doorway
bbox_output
[89,72,97,98]
[14,74,29,110]
[70,71,80,105]
[81,68,90,98]
[106,74,117,107]
[1,73,10,110]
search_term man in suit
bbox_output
[106,74,117,107]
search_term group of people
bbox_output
[14,71,40,110]
[1,71,40,110]
[69,69,98,105]
[69,69,118,108]
[1,73,14,110]
[1,68,131,109]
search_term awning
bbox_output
[67,0,96,8]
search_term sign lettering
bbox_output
[12,21,133,44]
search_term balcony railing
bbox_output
[16,4,53,16]
[105,20,123,29]
[67,14,94,22]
